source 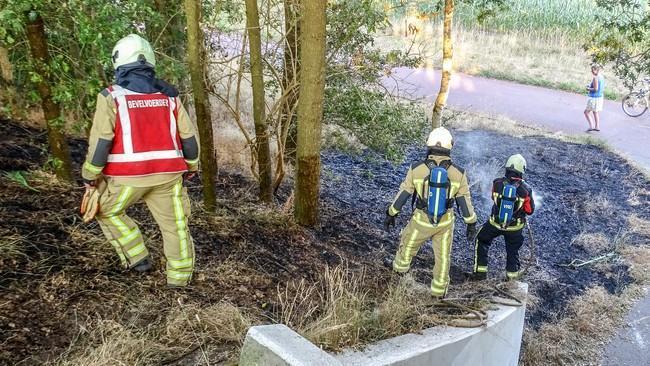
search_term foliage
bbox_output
[0,0,186,128]
[324,83,426,161]
[384,0,602,39]
[3,171,39,192]
[385,0,443,17]
[327,0,388,58]
[589,0,650,89]
[323,0,425,161]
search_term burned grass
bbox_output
[2,117,650,364]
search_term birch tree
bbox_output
[431,0,454,128]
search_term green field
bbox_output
[455,0,602,38]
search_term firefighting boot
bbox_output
[132,257,152,273]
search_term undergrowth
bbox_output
[324,84,426,162]
[274,265,524,352]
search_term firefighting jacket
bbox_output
[82,85,199,186]
[488,177,535,231]
[388,155,477,226]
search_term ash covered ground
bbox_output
[320,129,650,327]
[2,118,649,363]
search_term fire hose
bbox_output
[521,220,538,274]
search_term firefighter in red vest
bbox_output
[81,34,200,287]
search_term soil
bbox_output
[1,118,649,364]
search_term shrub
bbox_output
[324,84,426,162]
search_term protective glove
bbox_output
[384,211,396,231]
[80,179,106,223]
[466,222,478,243]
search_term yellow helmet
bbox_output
[426,127,454,150]
[505,154,527,175]
[111,34,156,69]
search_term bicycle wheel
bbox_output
[622,92,648,117]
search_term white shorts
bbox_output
[586,97,604,112]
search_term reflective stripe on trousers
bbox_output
[392,210,455,296]
[100,185,148,267]
[96,177,195,285]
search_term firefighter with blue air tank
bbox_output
[384,127,478,298]
[471,154,535,281]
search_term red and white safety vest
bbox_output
[103,85,188,177]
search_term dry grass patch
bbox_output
[578,193,613,216]
[444,109,544,138]
[57,320,165,366]
[275,266,523,352]
[571,232,612,255]
[56,300,252,366]
[522,285,641,366]
[375,26,626,99]
[627,188,650,207]
[628,215,650,238]
[444,108,612,151]
[619,245,650,285]
[523,235,650,364]
[0,232,28,265]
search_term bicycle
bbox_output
[622,77,650,117]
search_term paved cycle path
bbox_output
[385,67,650,171]
[385,67,650,365]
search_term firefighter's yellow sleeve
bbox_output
[388,166,415,216]
[82,92,116,181]
[176,100,200,172]
[455,172,477,224]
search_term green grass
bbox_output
[477,69,620,100]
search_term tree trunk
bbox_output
[0,47,18,119]
[24,11,73,183]
[184,0,218,211]
[245,0,274,202]
[294,0,326,226]
[431,0,454,128]
[281,0,301,158]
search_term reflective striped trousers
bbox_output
[392,210,455,297]
[97,176,194,286]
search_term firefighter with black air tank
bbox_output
[384,127,478,298]
[81,34,200,287]
[471,154,535,281]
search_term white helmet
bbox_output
[111,34,156,69]
[426,127,454,150]
[505,154,527,175]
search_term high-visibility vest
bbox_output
[102,85,188,177]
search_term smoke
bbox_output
[532,190,544,210]
[455,131,544,214]
[455,132,503,212]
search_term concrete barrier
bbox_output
[239,324,342,366]
[239,283,527,366]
